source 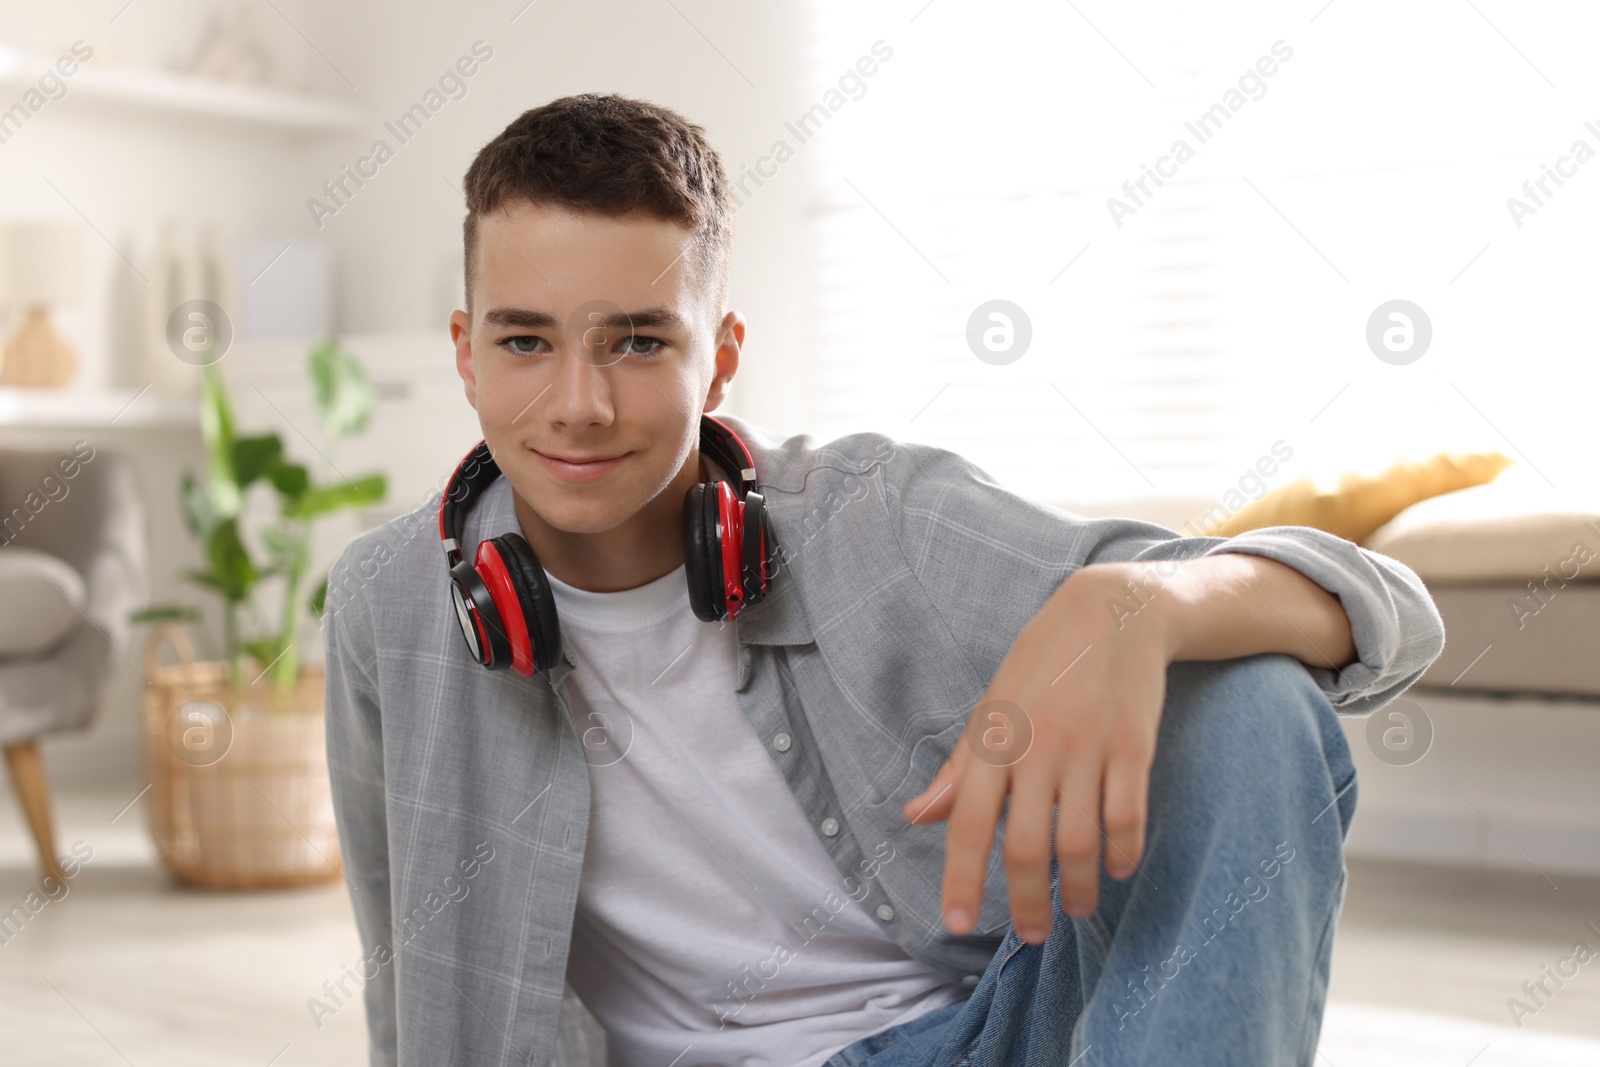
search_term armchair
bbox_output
[0,443,146,882]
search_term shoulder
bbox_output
[323,490,447,635]
[714,414,1010,552]
[715,415,1005,583]
[713,413,923,497]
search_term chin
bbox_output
[517,483,638,534]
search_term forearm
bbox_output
[1071,554,1357,671]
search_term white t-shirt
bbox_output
[549,480,968,1067]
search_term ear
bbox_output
[451,308,477,410]
[704,310,745,412]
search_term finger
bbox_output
[904,744,967,825]
[1101,751,1151,880]
[1053,758,1106,918]
[1001,768,1059,944]
[939,759,1008,936]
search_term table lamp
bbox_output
[0,220,84,389]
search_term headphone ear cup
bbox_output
[705,481,731,619]
[682,482,722,622]
[740,491,768,606]
[489,533,561,673]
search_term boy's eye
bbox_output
[621,335,666,357]
[502,335,547,356]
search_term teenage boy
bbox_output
[324,93,1446,1067]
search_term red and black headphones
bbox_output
[440,414,777,678]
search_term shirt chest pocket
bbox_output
[858,717,1015,937]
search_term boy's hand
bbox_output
[902,562,1174,945]
[901,552,1355,946]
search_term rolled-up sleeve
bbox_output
[877,435,1446,718]
[1171,525,1447,715]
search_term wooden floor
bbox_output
[1321,858,1600,1066]
[1,780,1596,1065]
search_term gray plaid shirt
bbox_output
[322,414,1446,1066]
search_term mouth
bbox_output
[533,448,630,483]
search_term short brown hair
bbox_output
[461,93,733,315]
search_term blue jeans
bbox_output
[824,653,1358,1067]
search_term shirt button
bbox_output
[773,732,792,752]
[820,817,840,837]
[875,904,896,922]
[961,974,980,987]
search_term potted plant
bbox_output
[130,339,387,889]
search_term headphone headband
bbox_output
[439,440,500,567]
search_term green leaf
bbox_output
[128,604,203,624]
[260,521,309,572]
[260,525,288,557]
[206,518,257,602]
[283,473,387,518]
[268,461,310,500]
[180,471,215,540]
[243,636,284,669]
[308,577,328,617]
[181,568,228,592]
[200,365,242,519]
[308,338,377,441]
[233,434,284,489]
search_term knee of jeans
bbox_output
[1160,653,1354,811]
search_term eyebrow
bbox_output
[481,305,691,333]
[482,307,557,329]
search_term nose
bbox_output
[541,331,617,428]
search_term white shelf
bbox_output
[0,385,198,429]
[0,45,364,133]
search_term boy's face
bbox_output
[451,201,741,538]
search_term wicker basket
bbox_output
[140,622,343,889]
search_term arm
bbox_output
[881,438,1445,716]
[881,438,1444,945]
[1132,552,1356,670]
[323,551,398,1066]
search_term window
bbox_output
[798,1,1597,507]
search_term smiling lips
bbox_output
[534,448,628,483]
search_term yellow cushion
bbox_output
[1194,451,1515,543]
